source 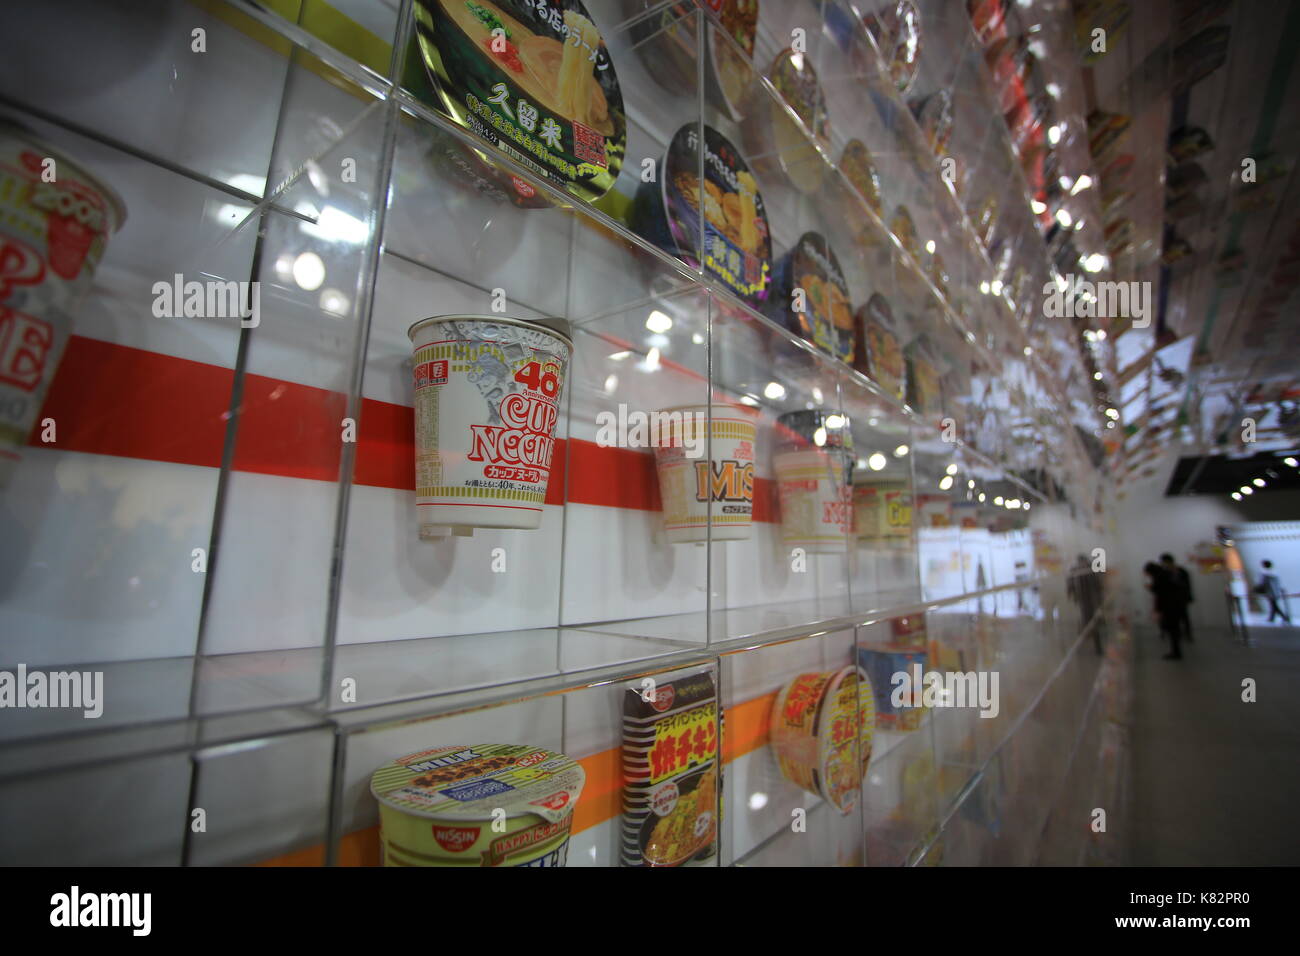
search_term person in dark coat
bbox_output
[1161,553,1193,643]
[1256,560,1291,624]
[1144,561,1184,659]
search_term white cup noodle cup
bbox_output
[407,314,572,537]
[651,403,756,544]
[0,120,125,475]
[774,447,853,553]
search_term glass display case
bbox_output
[0,0,1130,866]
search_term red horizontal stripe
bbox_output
[31,336,776,521]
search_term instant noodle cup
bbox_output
[0,119,124,483]
[773,410,853,553]
[414,0,626,204]
[651,403,756,544]
[629,1,759,123]
[863,1,922,96]
[769,231,853,361]
[839,139,884,217]
[769,665,875,813]
[370,743,585,867]
[853,479,912,543]
[631,123,771,308]
[853,293,906,401]
[745,47,831,194]
[407,314,571,537]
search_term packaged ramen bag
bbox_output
[621,668,721,867]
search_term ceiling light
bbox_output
[1094,371,1103,380]
[645,310,673,333]
[894,444,910,457]
[1046,82,1061,98]
[1056,209,1073,227]
[824,414,845,429]
[945,463,958,475]
[812,387,824,404]
[1232,492,1242,501]
[991,279,1003,295]
[967,479,975,488]
[763,381,786,400]
[814,427,827,447]
[643,347,661,371]
[1023,346,1033,356]
[980,280,991,294]
[609,351,631,361]
[978,492,986,502]
[994,496,1004,506]
[1071,175,1092,194]
[1047,125,1061,145]
[1240,486,1253,495]
[1059,175,1073,190]
[939,475,954,490]
[868,452,887,471]
[1253,478,1265,487]
[603,374,618,393]
[692,332,704,344]
[1031,199,1047,215]
[1285,457,1298,467]
[925,239,936,254]
[1096,329,1107,340]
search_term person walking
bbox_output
[1255,560,1291,624]
[1161,553,1193,643]
[1144,560,1185,659]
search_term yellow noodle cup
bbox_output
[370,743,586,867]
[650,403,756,544]
[769,666,875,814]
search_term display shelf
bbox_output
[0,0,1127,868]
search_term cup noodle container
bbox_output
[407,315,572,538]
[0,120,125,484]
[769,666,876,813]
[773,410,853,553]
[370,743,585,867]
[651,403,756,544]
[853,480,913,543]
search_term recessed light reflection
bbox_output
[939,475,954,490]
[764,381,786,400]
[643,347,660,371]
[604,374,618,394]
[894,444,909,457]
[609,351,631,361]
[646,310,673,333]
[292,252,325,291]
[868,452,887,471]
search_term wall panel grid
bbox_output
[0,0,1122,866]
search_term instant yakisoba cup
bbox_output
[370,743,585,867]
[769,665,876,813]
[0,119,125,483]
[407,314,572,538]
[651,403,756,544]
[773,410,854,553]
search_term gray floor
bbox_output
[1131,623,1300,865]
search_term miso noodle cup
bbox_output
[407,314,571,538]
[652,403,756,544]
